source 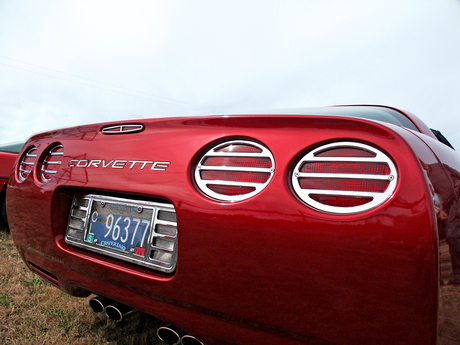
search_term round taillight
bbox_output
[195,140,275,202]
[40,144,64,183]
[17,146,38,182]
[292,142,397,214]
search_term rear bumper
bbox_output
[20,243,322,345]
[10,182,439,345]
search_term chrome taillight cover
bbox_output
[195,140,275,202]
[292,142,397,214]
[17,146,38,182]
[40,144,64,183]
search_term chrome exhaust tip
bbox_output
[157,325,185,345]
[105,302,136,322]
[181,334,205,345]
[89,295,115,314]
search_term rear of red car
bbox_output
[7,110,443,344]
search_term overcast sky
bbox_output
[1,1,460,148]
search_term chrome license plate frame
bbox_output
[65,194,177,273]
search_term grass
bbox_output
[0,227,165,345]
[1,224,460,344]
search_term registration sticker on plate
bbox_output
[86,201,153,256]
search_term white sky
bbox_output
[1,0,460,148]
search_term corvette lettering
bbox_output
[68,159,170,171]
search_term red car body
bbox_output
[0,151,16,190]
[0,142,23,227]
[7,106,459,344]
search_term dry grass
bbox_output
[439,285,460,344]
[0,227,164,345]
[1,225,460,344]
[438,241,460,345]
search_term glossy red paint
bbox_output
[0,178,6,192]
[1,149,20,226]
[0,151,17,184]
[7,107,458,344]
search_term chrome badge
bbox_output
[101,124,144,134]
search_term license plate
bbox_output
[65,194,178,273]
[86,201,153,257]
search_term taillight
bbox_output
[292,142,397,214]
[17,146,37,182]
[40,144,64,183]
[195,140,275,202]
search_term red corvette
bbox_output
[0,141,24,229]
[6,105,460,344]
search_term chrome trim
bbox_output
[101,124,144,134]
[105,302,136,322]
[18,147,37,181]
[40,144,64,183]
[195,140,275,202]
[181,335,205,345]
[89,295,115,314]
[292,142,398,214]
[157,325,184,345]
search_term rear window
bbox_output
[0,142,25,154]
[327,107,420,131]
[259,106,420,131]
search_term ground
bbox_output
[439,240,460,344]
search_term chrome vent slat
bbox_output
[155,220,177,226]
[292,142,398,214]
[151,245,174,253]
[205,180,269,187]
[153,234,177,241]
[68,225,84,230]
[296,173,393,180]
[198,166,273,173]
[304,157,389,162]
[43,170,59,174]
[205,152,271,157]
[296,189,387,197]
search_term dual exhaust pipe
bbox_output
[89,296,204,344]
[157,325,204,345]
[89,295,136,322]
